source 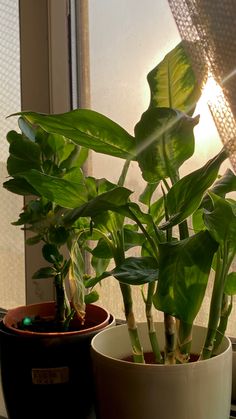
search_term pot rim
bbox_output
[91,322,232,368]
[3,301,110,337]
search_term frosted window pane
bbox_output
[0,0,25,309]
[88,0,236,337]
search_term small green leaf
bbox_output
[42,244,62,264]
[26,235,42,245]
[91,255,111,277]
[92,239,113,259]
[224,272,236,296]
[32,267,57,279]
[8,134,41,171]
[84,290,99,304]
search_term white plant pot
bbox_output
[231,338,236,403]
[91,322,232,419]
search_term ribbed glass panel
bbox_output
[0,0,25,310]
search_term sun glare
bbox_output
[190,75,224,168]
[201,75,223,105]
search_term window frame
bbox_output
[19,0,90,303]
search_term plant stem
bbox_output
[118,160,131,186]
[54,272,66,326]
[212,294,232,355]
[200,248,228,360]
[176,320,193,363]
[164,313,176,364]
[119,282,145,363]
[179,220,189,240]
[114,230,145,363]
[127,207,159,258]
[145,282,162,363]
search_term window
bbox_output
[87,0,235,335]
[1,0,234,330]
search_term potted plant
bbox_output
[3,42,236,419]
[1,121,112,419]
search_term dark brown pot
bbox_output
[0,302,111,419]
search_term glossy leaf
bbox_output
[84,290,99,304]
[63,186,132,221]
[153,230,218,324]
[201,169,236,211]
[160,148,228,229]
[21,169,88,208]
[16,109,136,160]
[3,178,39,196]
[147,42,201,115]
[135,108,197,182]
[203,193,236,261]
[91,254,111,277]
[42,244,63,264]
[139,182,160,206]
[7,133,41,176]
[111,256,158,285]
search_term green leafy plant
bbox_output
[4,42,236,359]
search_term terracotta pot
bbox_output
[91,322,232,419]
[0,302,111,419]
[3,301,110,336]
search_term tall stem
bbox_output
[114,230,145,363]
[164,313,176,364]
[213,294,232,354]
[119,282,145,363]
[201,248,228,359]
[145,282,162,363]
[54,272,66,327]
[176,320,193,363]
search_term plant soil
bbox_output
[123,351,199,364]
[16,315,96,333]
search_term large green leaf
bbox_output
[60,186,133,230]
[203,193,236,263]
[3,178,39,196]
[135,108,198,183]
[139,182,160,207]
[200,169,236,211]
[111,256,159,285]
[21,169,88,208]
[15,109,136,160]
[153,230,218,324]
[160,148,228,229]
[147,42,201,115]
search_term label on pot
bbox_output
[31,366,69,384]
